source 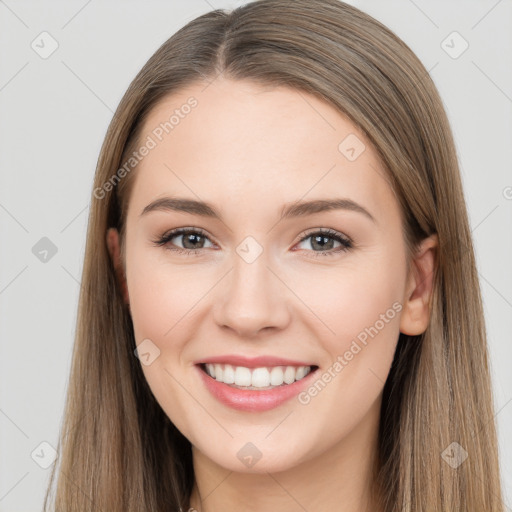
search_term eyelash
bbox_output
[152,227,353,258]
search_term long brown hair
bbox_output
[43,1,505,510]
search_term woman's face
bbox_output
[118,77,430,473]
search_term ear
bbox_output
[106,228,130,305]
[399,234,438,336]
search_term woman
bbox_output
[44,0,506,510]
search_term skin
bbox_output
[107,77,437,512]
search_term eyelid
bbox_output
[153,226,353,256]
[295,227,351,244]
[293,227,353,255]
[153,226,217,249]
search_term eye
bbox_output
[152,227,353,257]
[294,228,352,257]
[152,227,215,255]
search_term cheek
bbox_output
[125,252,210,433]
[286,260,404,444]
[126,243,212,346]
[290,257,405,352]
[285,253,406,425]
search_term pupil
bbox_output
[312,235,333,251]
[184,233,203,249]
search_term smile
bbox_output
[196,361,319,412]
[202,363,314,389]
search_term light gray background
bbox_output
[0,1,511,510]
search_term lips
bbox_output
[194,355,319,412]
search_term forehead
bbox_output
[128,77,396,223]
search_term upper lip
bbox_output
[194,355,316,368]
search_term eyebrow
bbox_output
[139,197,376,223]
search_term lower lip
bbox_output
[196,364,318,412]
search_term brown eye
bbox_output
[153,228,214,255]
[295,229,352,257]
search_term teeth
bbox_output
[251,368,269,387]
[270,366,284,386]
[295,366,307,380]
[283,366,296,384]
[234,366,252,386]
[214,364,223,382]
[203,364,312,388]
[223,364,235,384]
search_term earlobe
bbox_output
[106,228,130,305]
[399,234,438,336]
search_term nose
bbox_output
[212,249,292,338]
